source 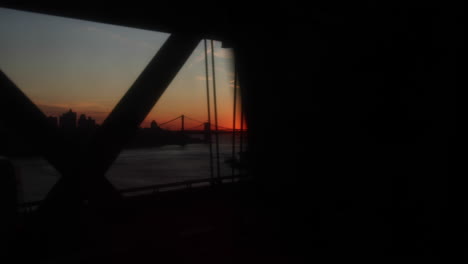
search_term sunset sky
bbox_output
[0,7,242,130]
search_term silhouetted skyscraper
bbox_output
[87,117,96,129]
[78,114,96,131]
[59,109,77,130]
[78,114,87,129]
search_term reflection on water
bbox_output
[12,134,246,202]
[107,143,234,189]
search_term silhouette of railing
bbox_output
[120,175,246,196]
[17,174,249,213]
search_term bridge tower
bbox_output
[181,115,184,132]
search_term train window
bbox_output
[0,7,246,204]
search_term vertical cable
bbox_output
[211,40,221,181]
[239,97,245,175]
[204,39,214,183]
[231,59,238,178]
[181,114,184,132]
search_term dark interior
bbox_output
[0,2,459,263]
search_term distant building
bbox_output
[150,120,160,130]
[59,109,77,130]
[78,114,96,130]
[87,117,96,129]
[77,114,88,130]
[47,116,58,128]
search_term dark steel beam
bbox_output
[85,33,200,176]
[0,4,230,42]
[42,34,201,209]
[0,71,119,214]
[0,71,69,174]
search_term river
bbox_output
[11,134,246,203]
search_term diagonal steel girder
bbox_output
[0,69,103,216]
[40,34,202,211]
[0,71,71,175]
[1,34,201,214]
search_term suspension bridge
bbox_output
[154,114,247,134]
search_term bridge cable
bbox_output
[208,123,232,131]
[231,58,238,178]
[239,91,245,175]
[186,123,205,130]
[158,116,181,126]
[211,39,221,181]
[204,39,215,182]
[184,116,206,124]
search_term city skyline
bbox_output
[0,7,244,130]
[46,109,97,130]
[46,108,244,131]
